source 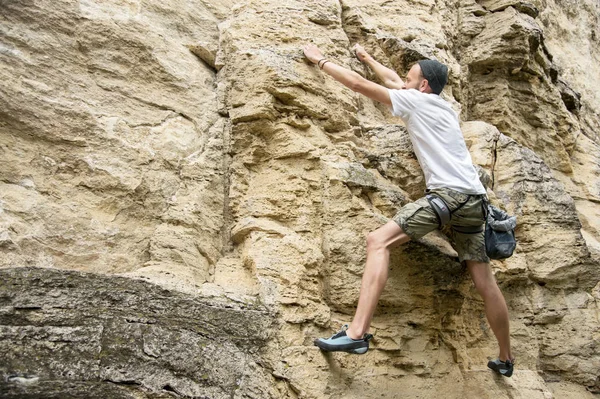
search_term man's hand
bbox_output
[301,43,391,106]
[352,43,371,63]
[303,44,325,64]
[352,43,404,89]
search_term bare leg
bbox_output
[466,260,513,361]
[346,221,410,339]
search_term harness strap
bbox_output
[426,194,450,228]
[452,225,484,234]
[481,196,489,219]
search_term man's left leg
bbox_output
[450,192,515,375]
[466,260,514,368]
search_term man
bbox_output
[303,43,515,377]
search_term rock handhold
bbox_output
[188,42,218,70]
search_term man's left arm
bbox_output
[303,44,391,106]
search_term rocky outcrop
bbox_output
[0,0,598,398]
[0,267,277,399]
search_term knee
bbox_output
[366,231,387,252]
[474,278,500,300]
[467,261,501,299]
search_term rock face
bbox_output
[0,267,277,399]
[0,0,599,398]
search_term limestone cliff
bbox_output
[1,0,599,398]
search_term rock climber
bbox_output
[303,43,515,377]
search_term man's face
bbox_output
[402,64,426,91]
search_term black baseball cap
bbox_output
[418,60,448,95]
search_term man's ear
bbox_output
[419,79,431,93]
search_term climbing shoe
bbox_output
[314,324,373,355]
[487,358,514,377]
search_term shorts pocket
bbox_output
[453,196,485,221]
[393,198,438,240]
[395,201,425,221]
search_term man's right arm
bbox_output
[353,44,404,90]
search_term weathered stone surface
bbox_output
[1,0,599,398]
[0,267,278,398]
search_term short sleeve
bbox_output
[388,89,420,120]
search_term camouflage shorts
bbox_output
[393,188,490,264]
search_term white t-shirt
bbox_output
[388,89,486,195]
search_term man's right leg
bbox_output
[345,221,410,339]
[313,220,410,353]
[315,196,438,353]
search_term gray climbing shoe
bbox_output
[314,324,373,355]
[487,358,514,377]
